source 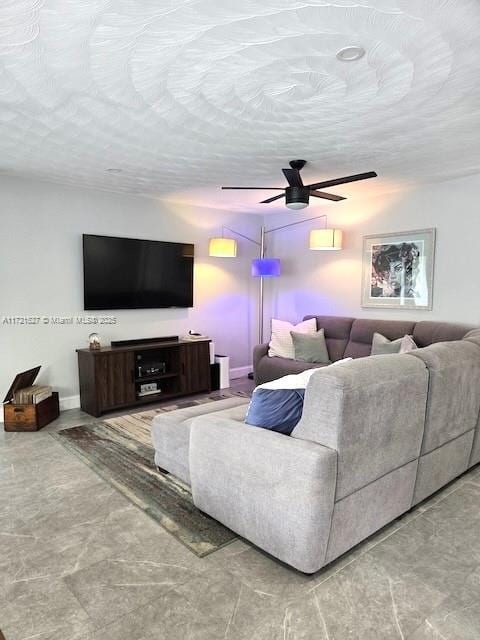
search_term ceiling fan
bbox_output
[222,160,377,209]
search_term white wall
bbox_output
[0,176,262,408]
[2,172,479,410]
[264,173,480,334]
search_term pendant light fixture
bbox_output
[208,237,237,257]
[309,228,343,250]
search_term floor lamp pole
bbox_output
[258,225,266,344]
[221,213,327,349]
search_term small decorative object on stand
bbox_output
[89,332,101,350]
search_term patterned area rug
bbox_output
[52,391,249,557]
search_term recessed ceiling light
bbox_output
[336,46,365,62]
[106,168,122,173]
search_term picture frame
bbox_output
[361,228,436,310]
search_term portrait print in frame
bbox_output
[361,228,436,310]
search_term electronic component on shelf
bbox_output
[136,357,166,379]
[138,382,161,396]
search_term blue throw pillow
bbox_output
[245,388,305,435]
[245,369,321,435]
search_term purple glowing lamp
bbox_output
[251,258,281,278]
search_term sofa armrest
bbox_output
[252,343,269,383]
[189,416,337,573]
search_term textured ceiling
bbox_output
[1,0,480,212]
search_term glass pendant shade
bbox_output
[208,237,237,257]
[309,228,343,250]
[286,201,308,210]
[251,258,281,277]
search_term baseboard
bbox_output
[0,394,81,423]
[59,395,81,411]
[230,366,252,380]
[1,376,249,424]
[0,396,80,424]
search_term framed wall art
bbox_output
[361,228,436,310]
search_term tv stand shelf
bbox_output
[76,339,211,417]
[134,372,179,383]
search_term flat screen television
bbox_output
[83,234,194,310]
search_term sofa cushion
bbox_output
[371,332,417,355]
[268,317,316,359]
[245,369,320,435]
[291,328,331,364]
[344,319,416,358]
[303,315,354,362]
[400,335,418,353]
[151,396,250,484]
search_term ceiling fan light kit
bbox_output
[286,186,310,209]
[221,160,377,210]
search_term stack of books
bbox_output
[13,385,53,405]
[182,332,209,341]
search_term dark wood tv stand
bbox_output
[76,339,211,417]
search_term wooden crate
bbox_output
[3,392,59,432]
[3,366,59,432]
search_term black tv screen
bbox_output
[83,234,194,310]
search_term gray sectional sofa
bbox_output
[254,315,473,384]
[152,316,480,574]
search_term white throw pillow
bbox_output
[399,334,418,353]
[371,332,418,356]
[256,367,321,391]
[268,318,316,359]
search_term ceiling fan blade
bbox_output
[282,168,304,188]
[307,171,377,191]
[221,186,283,190]
[260,194,286,204]
[310,191,346,202]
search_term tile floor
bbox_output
[1,379,480,639]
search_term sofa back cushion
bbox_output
[291,354,428,500]
[343,319,416,359]
[300,316,474,361]
[303,315,354,362]
[413,321,472,347]
[408,341,480,454]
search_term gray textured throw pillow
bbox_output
[290,328,331,364]
[371,332,417,355]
